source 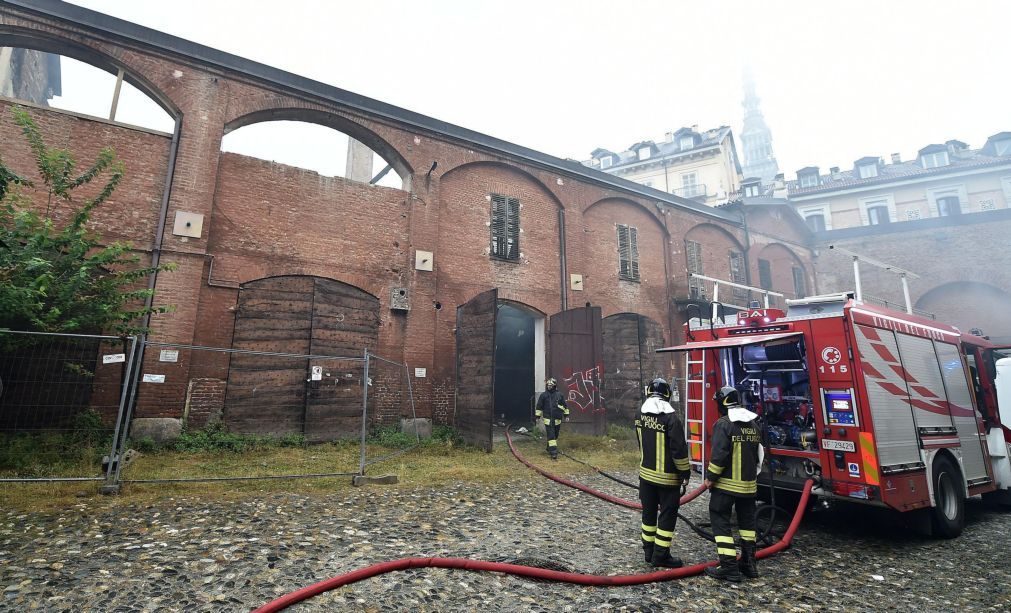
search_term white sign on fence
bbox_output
[142,374,166,383]
[159,349,179,363]
[414,368,427,378]
[102,353,126,364]
[310,366,323,381]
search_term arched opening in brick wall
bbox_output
[0,31,176,131]
[222,275,381,442]
[601,312,667,422]
[683,223,748,306]
[493,301,546,424]
[916,281,1011,344]
[222,110,410,190]
[756,243,808,306]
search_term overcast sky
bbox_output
[63,0,1011,178]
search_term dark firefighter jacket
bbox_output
[635,398,691,487]
[706,412,762,496]
[535,389,569,421]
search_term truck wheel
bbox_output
[930,456,965,538]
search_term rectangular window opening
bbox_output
[490,193,520,260]
[687,240,704,298]
[617,224,640,281]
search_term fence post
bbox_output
[358,347,370,476]
[100,335,138,494]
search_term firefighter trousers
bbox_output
[709,489,756,561]
[544,419,562,456]
[639,478,680,554]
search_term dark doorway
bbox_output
[494,303,536,424]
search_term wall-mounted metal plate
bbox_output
[570,274,584,291]
[415,250,434,271]
[172,211,204,238]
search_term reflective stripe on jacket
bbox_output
[635,410,691,486]
[706,414,762,496]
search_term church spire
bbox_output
[740,68,779,184]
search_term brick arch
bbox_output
[585,197,667,235]
[223,107,413,187]
[0,26,180,117]
[757,242,808,300]
[685,222,745,251]
[232,265,385,306]
[915,281,1011,342]
[439,161,564,210]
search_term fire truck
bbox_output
[660,291,1011,537]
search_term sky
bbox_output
[54,0,1011,179]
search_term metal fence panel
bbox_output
[0,331,133,483]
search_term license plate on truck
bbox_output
[821,439,856,452]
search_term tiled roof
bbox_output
[584,126,732,171]
[787,148,1011,196]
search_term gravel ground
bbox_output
[2,438,1010,612]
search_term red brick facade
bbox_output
[0,5,817,428]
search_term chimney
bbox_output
[691,124,699,132]
[890,152,901,164]
[665,131,674,143]
[830,166,841,180]
[774,173,785,188]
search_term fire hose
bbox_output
[253,436,814,612]
[514,429,791,546]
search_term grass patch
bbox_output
[0,427,640,513]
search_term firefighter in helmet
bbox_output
[704,385,764,582]
[535,377,569,460]
[635,377,691,568]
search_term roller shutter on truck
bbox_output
[853,324,922,469]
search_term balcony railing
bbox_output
[671,183,707,199]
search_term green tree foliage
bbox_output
[0,106,175,340]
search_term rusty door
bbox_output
[549,305,605,435]
[455,289,497,452]
[602,313,667,423]
[224,276,379,441]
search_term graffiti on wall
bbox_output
[563,365,605,413]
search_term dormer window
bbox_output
[679,136,694,151]
[744,184,760,197]
[600,156,613,169]
[797,168,820,188]
[996,138,1011,156]
[637,147,652,161]
[921,151,949,169]
[858,164,878,179]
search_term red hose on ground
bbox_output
[504,428,707,509]
[251,436,815,613]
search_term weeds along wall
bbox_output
[0,3,816,433]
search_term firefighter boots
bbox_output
[739,543,759,579]
[650,547,684,568]
[705,556,742,582]
[642,542,654,564]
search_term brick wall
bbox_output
[0,6,822,429]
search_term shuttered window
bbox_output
[758,258,772,290]
[490,194,520,260]
[792,267,806,298]
[617,224,640,281]
[729,251,747,300]
[686,240,704,298]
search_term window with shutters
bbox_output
[729,251,747,300]
[686,240,704,298]
[792,267,806,298]
[617,224,640,281]
[490,194,520,260]
[758,258,772,290]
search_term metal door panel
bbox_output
[455,289,497,451]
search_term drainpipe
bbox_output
[740,205,754,289]
[558,208,568,312]
[124,115,182,421]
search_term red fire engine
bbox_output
[660,292,1011,537]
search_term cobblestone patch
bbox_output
[2,442,1010,611]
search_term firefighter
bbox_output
[704,385,764,582]
[635,378,691,568]
[534,377,569,460]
